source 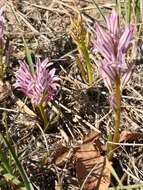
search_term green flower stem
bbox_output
[113,78,121,144]
[108,78,121,160]
[38,104,49,129]
[112,108,121,146]
[79,42,93,85]
[76,55,86,83]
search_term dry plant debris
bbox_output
[0,0,143,190]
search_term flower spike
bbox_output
[118,25,134,53]
[93,9,135,160]
[106,9,119,38]
[93,9,134,99]
[14,58,60,105]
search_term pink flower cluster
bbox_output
[14,58,60,105]
[0,6,5,38]
[94,10,134,94]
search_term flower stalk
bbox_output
[93,9,134,160]
[108,78,121,160]
[15,58,60,130]
[112,78,121,146]
[78,41,93,84]
[38,104,49,129]
[70,13,93,85]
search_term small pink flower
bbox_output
[14,58,60,105]
[93,9,134,95]
[106,9,119,38]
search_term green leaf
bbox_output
[0,134,34,190]
[23,38,34,74]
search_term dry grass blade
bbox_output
[7,1,50,41]
[16,98,36,117]
[0,0,143,189]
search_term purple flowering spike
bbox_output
[96,23,114,53]
[14,58,60,105]
[95,23,116,63]
[93,9,134,106]
[15,61,33,96]
[118,25,134,53]
[99,60,113,93]
[121,64,135,89]
[0,6,5,38]
[106,9,119,38]
[93,42,112,62]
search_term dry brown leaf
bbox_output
[52,131,110,189]
[76,157,111,190]
[52,131,100,165]
[75,131,111,190]
[120,130,143,142]
[51,144,71,166]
